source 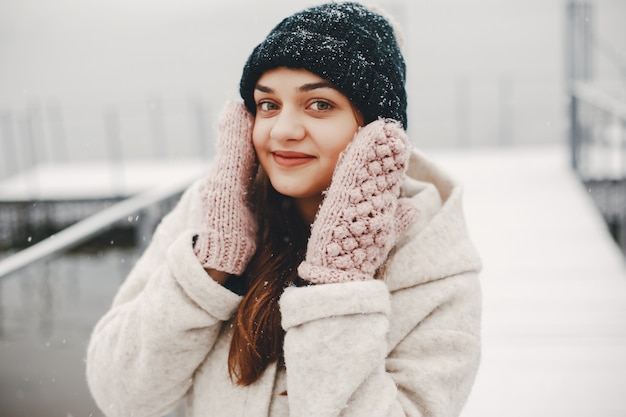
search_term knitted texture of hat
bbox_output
[239,2,408,128]
[194,101,258,275]
[298,119,417,285]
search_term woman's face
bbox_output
[252,67,362,221]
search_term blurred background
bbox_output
[0,0,625,416]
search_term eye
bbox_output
[257,101,279,112]
[309,100,333,112]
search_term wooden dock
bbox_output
[427,145,626,417]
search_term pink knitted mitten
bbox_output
[194,101,257,276]
[298,119,417,285]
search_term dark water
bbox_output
[0,246,142,417]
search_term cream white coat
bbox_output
[86,149,482,417]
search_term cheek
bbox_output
[251,123,265,153]
[252,122,273,173]
[318,140,351,183]
[326,145,345,166]
[324,131,355,163]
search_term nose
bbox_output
[270,107,305,142]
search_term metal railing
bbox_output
[566,0,626,254]
[569,80,626,253]
[0,170,201,278]
[570,81,626,179]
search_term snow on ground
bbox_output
[427,145,626,417]
[0,159,208,201]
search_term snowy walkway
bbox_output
[428,145,626,417]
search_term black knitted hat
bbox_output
[239,2,407,128]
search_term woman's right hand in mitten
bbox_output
[194,101,258,278]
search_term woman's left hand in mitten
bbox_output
[298,119,417,285]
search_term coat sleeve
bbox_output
[279,270,481,417]
[86,183,242,417]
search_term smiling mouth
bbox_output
[272,151,315,167]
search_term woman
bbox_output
[86,2,482,417]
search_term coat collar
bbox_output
[384,150,482,292]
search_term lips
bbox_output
[272,150,315,168]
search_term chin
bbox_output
[273,186,306,199]
[271,182,317,200]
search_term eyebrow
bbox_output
[299,81,336,92]
[255,81,336,94]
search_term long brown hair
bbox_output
[227,170,310,385]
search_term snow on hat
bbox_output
[239,1,407,128]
